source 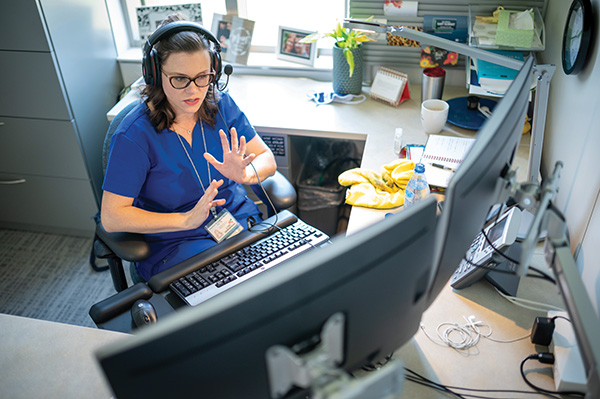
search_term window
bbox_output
[244,0,346,51]
[116,0,346,53]
[119,0,227,46]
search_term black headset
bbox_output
[142,21,223,88]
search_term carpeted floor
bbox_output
[0,229,117,328]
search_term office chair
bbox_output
[91,100,297,292]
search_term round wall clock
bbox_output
[562,0,593,75]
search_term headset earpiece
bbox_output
[142,21,223,87]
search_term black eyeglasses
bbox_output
[161,71,216,89]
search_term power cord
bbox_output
[479,227,557,284]
[458,209,557,285]
[360,352,575,398]
[494,287,565,313]
[520,353,585,398]
[405,366,566,398]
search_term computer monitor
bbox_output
[425,56,535,305]
[96,196,438,399]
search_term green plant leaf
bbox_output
[344,48,355,77]
[304,17,376,77]
[299,32,322,43]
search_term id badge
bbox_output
[205,208,244,243]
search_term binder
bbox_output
[369,67,411,107]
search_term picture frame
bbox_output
[136,3,203,42]
[211,14,255,65]
[276,26,317,66]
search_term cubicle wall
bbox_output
[348,0,548,84]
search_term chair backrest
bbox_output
[102,100,140,175]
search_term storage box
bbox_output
[495,10,534,48]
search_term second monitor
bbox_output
[426,56,535,304]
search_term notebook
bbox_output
[419,135,475,188]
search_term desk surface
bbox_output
[3,74,548,398]
[0,313,127,399]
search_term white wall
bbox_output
[539,0,600,314]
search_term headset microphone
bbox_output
[217,64,234,91]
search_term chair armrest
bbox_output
[95,222,151,262]
[250,171,297,216]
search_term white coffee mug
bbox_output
[421,99,449,134]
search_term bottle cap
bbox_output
[414,163,425,173]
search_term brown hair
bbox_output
[141,13,219,132]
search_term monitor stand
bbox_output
[265,312,405,399]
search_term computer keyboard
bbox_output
[170,218,330,306]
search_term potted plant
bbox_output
[301,21,375,95]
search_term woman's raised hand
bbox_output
[204,127,256,184]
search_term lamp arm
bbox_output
[389,26,524,70]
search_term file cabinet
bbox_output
[0,0,123,236]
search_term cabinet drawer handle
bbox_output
[0,179,26,185]
[0,122,5,126]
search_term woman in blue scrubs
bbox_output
[101,15,277,281]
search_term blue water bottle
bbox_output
[404,163,430,209]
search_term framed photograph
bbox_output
[276,26,317,66]
[211,14,255,65]
[136,3,203,42]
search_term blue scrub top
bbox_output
[103,93,261,280]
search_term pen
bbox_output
[431,163,455,172]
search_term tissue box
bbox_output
[495,10,534,48]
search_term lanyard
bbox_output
[175,120,217,218]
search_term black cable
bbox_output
[214,106,280,235]
[406,365,584,399]
[360,353,393,372]
[552,315,570,323]
[527,266,557,284]
[404,368,466,398]
[480,225,520,264]
[520,354,585,398]
[246,162,282,236]
[460,206,558,284]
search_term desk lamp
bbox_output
[342,19,555,183]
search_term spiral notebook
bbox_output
[420,134,475,188]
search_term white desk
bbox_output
[0,313,127,399]
[9,74,550,398]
